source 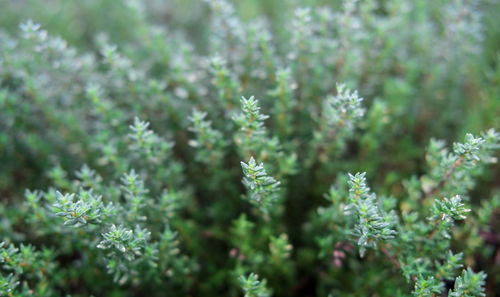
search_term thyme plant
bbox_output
[1,0,499,296]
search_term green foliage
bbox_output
[319,83,365,140]
[53,190,113,227]
[234,96,270,156]
[0,242,58,296]
[188,108,226,164]
[448,268,487,297]
[239,273,271,297]
[346,172,396,257]
[241,157,281,214]
[0,0,499,296]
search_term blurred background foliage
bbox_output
[1,0,499,199]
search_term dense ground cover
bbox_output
[1,0,499,296]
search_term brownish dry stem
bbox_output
[379,244,400,270]
[422,155,464,201]
[378,243,417,282]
